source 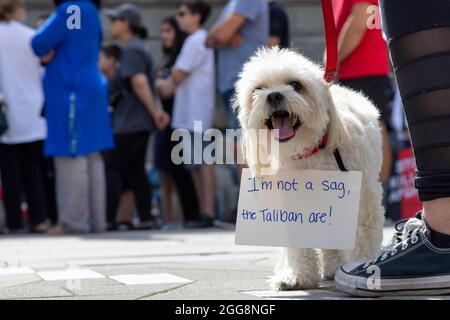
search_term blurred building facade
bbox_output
[24,0,326,65]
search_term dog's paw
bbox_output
[322,264,341,281]
[322,270,337,281]
[268,271,319,291]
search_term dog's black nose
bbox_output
[267,92,284,106]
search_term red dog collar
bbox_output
[292,134,328,160]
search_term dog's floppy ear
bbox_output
[231,93,243,127]
[234,100,247,164]
[231,89,250,167]
[232,89,274,176]
[326,88,349,150]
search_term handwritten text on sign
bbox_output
[235,169,363,249]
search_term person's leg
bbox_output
[198,132,216,220]
[181,132,214,228]
[104,143,123,227]
[118,191,135,223]
[379,122,393,183]
[170,163,201,223]
[160,175,175,224]
[53,157,90,233]
[188,131,204,214]
[340,76,393,183]
[0,144,24,231]
[200,164,216,219]
[167,129,204,226]
[190,167,202,207]
[169,161,201,222]
[119,173,135,222]
[19,141,48,232]
[154,127,178,225]
[127,132,154,227]
[42,157,58,226]
[87,152,106,233]
[384,32,450,231]
[380,1,450,205]
[423,198,450,235]
[336,0,450,296]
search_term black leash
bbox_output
[318,139,348,172]
[333,148,348,172]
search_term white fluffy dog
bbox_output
[234,47,385,290]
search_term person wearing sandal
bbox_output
[32,0,114,235]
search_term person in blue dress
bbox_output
[31,0,114,234]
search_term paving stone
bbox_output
[0,282,73,300]
[0,267,35,275]
[0,228,439,300]
[0,274,41,289]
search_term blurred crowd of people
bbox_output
[0,0,406,236]
[0,0,290,234]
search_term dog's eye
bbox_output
[289,81,303,91]
[253,87,262,92]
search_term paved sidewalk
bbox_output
[0,226,448,300]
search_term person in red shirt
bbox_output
[332,0,392,183]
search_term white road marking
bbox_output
[37,269,105,281]
[109,273,193,285]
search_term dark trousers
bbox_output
[42,157,58,225]
[105,132,152,224]
[154,126,200,221]
[380,0,450,201]
[0,140,47,230]
[167,132,200,221]
[340,75,391,129]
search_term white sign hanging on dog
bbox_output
[235,169,363,249]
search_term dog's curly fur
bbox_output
[234,47,385,290]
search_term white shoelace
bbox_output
[364,228,420,269]
[383,216,423,250]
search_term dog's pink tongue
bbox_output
[272,116,295,140]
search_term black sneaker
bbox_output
[335,222,450,297]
